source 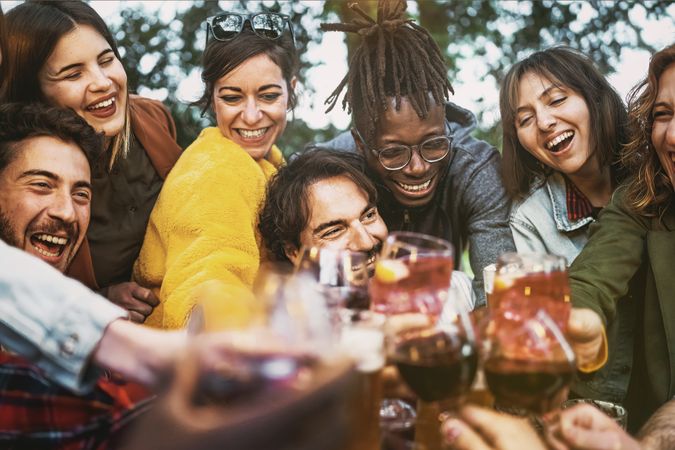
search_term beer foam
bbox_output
[340,327,385,373]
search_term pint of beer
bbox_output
[339,310,385,450]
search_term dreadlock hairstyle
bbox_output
[321,0,453,145]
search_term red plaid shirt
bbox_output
[565,177,599,221]
[0,352,153,449]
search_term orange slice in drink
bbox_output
[375,259,410,283]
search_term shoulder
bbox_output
[510,182,550,222]
[309,131,357,153]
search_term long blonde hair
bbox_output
[621,44,675,217]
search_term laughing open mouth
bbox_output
[545,131,574,154]
[395,178,432,193]
[236,128,269,140]
[30,233,69,258]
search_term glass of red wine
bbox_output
[483,308,576,416]
[294,246,371,310]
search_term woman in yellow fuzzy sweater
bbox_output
[133,15,298,329]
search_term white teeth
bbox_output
[35,234,68,245]
[89,97,115,110]
[32,245,59,258]
[238,128,267,139]
[397,179,432,192]
[546,131,574,150]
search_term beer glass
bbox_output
[338,309,386,450]
[294,246,371,310]
[491,253,570,332]
[483,309,576,415]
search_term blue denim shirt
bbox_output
[509,172,594,265]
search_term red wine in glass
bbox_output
[390,328,477,404]
[484,357,574,415]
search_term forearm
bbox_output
[638,399,675,450]
[93,319,186,386]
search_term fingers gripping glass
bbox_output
[206,12,295,45]
[353,128,452,171]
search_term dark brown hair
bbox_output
[500,46,628,199]
[622,44,675,217]
[0,102,103,173]
[2,1,130,169]
[0,4,6,93]
[194,26,298,116]
[259,149,377,263]
[321,0,453,145]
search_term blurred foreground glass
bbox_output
[294,246,371,310]
[339,309,386,450]
[371,231,454,318]
[484,309,576,415]
[188,270,337,405]
[561,398,628,430]
[491,253,570,332]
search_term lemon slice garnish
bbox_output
[375,259,410,283]
[493,275,515,292]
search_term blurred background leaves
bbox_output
[110,0,674,153]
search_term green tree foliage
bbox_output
[110,0,673,152]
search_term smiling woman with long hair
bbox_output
[570,44,675,432]
[1,1,182,322]
[500,46,628,265]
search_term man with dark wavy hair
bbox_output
[0,102,102,273]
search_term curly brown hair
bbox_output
[621,44,675,217]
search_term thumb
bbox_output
[568,308,606,371]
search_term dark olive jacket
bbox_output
[570,188,675,428]
[66,96,182,289]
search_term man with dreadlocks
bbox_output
[312,0,515,305]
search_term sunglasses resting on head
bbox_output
[205,12,295,46]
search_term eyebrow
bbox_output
[53,49,114,76]
[18,170,92,190]
[312,205,374,236]
[516,85,561,113]
[653,101,671,109]
[218,83,283,94]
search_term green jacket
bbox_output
[570,188,675,428]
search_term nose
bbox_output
[89,66,113,92]
[536,109,556,131]
[348,223,377,253]
[48,191,77,225]
[241,98,263,125]
[403,146,429,176]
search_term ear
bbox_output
[351,128,367,157]
[290,76,298,91]
[284,244,299,264]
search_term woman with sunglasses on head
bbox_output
[2,1,182,323]
[133,11,297,329]
[500,46,628,265]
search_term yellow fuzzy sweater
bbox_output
[133,127,283,329]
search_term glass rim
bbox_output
[384,231,454,257]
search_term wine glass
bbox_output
[387,301,478,449]
[371,231,457,445]
[294,246,371,310]
[483,309,576,416]
[491,252,571,332]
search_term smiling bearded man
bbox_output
[0,103,102,273]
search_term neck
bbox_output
[566,165,613,208]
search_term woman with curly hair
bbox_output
[570,44,675,432]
